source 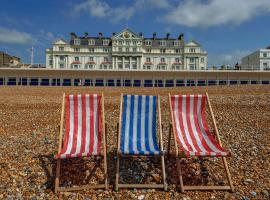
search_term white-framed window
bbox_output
[85,64,93,69]
[126,41,130,46]
[175,49,181,53]
[173,41,180,46]
[133,41,136,45]
[189,48,195,53]
[72,64,80,69]
[74,48,80,52]
[201,58,205,63]
[59,46,64,51]
[263,53,267,58]
[74,39,80,45]
[145,40,152,46]
[119,40,123,45]
[126,47,129,52]
[159,41,166,46]
[190,58,195,63]
[146,49,151,53]
[132,48,136,52]
[175,58,180,63]
[125,63,130,69]
[89,57,93,62]
[132,64,137,69]
[103,40,109,45]
[59,63,64,68]
[146,57,151,62]
[118,63,123,69]
[104,57,108,62]
[161,57,165,63]
[119,47,122,52]
[89,48,95,52]
[160,49,166,53]
[103,48,109,52]
[75,57,79,61]
[59,56,65,61]
[88,39,95,45]
[263,62,267,67]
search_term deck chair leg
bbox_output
[161,155,167,191]
[176,157,184,192]
[222,157,234,192]
[55,159,61,193]
[115,154,120,191]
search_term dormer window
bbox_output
[189,48,196,53]
[59,46,64,51]
[103,40,109,45]
[74,39,80,45]
[145,40,152,46]
[159,41,166,46]
[173,41,180,46]
[88,39,95,45]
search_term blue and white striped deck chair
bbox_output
[115,94,167,191]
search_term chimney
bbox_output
[112,32,116,36]
[99,32,103,38]
[153,32,157,39]
[178,33,184,40]
[166,33,170,39]
[70,32,77,40]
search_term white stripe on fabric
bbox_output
[75,95,82,155]
[173,96,189,151]
[132,95,139,154]
[197,96,222,153]
[189,95,207,152]
[124,95,131,153]
[181,95,197,152]
[85,94,90,154]
[93,94,98,154]
[148,96,156,153]
[65,95,74,155]
[140,95,147,154]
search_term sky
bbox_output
[0,0,270,66]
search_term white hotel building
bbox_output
[46,28,207,71]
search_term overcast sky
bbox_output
[0,0,270,66]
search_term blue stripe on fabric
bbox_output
[121,95,127,153]
[144,95,151,152]
[152,96,159,152]
[137,95,142,154]
[128,95,135,154]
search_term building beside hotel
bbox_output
[0,51,21,68]
[241,46,270,70]
[46,28,207,71]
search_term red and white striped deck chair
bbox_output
[55,93,108,193]
[168,93,234,192]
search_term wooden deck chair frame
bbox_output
[55,93,108,193]
[115,94,167,191]
[168,92,234,192]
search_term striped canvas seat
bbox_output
[170,94,230,157]
[56,94,102,159]
[120,94,160,155]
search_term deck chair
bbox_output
[115,94,167,191]
[168,93,234,192]
[54,93,108,193]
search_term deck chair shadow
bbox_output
[115,94,167,191]
[54,93,108,193]
[168,93,234,192]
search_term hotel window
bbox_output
[119,41,123,45]
[175,58,180,63]
[132,48,136,52]
[159,41,166,46]
[118,64,123,69]
[133,41,136,45]
[119,47,122,52]
[190,58,195,62]
[59,56,65,61]
[145,40,152,46]
[88,39,95,45]
[103,40,109,45]
[189,48,195,53]
[126,41,130,46]
[89,48,95,52]
[175,49,181,53]
[146,57,151,62]
[75,57,79,61]
[201,58,205,63]
[146,49,151,53]
[132,64,137,69]
[173,41,180,46]
[59,46,64,51]
[89,57,93,61]
[59,63,64,68]
[85,64,93,69]
[125,63,130,69]
[263,63,267,67]
[74,39,80,45]
[263,53,267,58]
[72,64,80,69]
[126,47,129,52]
[104,57,108,62]
[74,48,80,52]
[103,48,109,52]
[161,57,165,63]
[160,49,166,53]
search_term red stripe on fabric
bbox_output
[201,96,225,152]
[97,95,102,155]
[59,95,71,156]
[79,94,86,156]
[185,95,201,152]
[70,95,78,155]
[89,94,94,154]
[178,96,193,151]
[193,95,213,152]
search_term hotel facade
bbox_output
[46,29,207,71]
